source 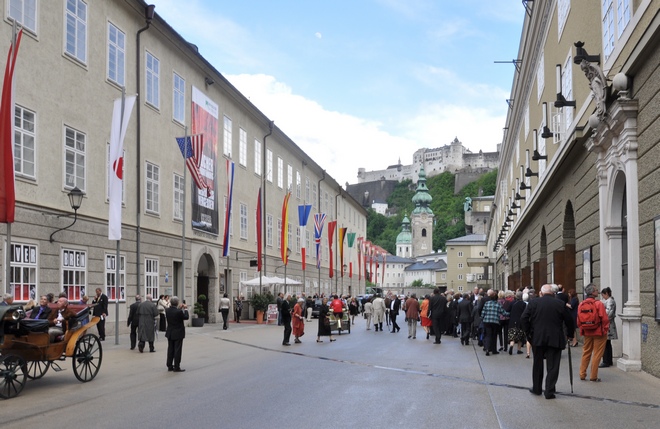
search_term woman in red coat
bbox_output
[292,298,305,343]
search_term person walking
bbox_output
[349,297,359,325]
[405,293,420,339]
[165,296,189,372]
[567,289,580,347]
[600,287,618,368]
[457,293,473,345]
[481,290,508,356]
[137,294,158,353]
[316,297,335,342]
[219,293,231,330]
[520,284,574,399]
[157,295,168,332]
[276,292,284,326]
[507,291,527,355]
[292,298,305,343]
[281,294,292,346]
[234,295,243,323]
[305,295,314,322]
[92,288,108,341]
[577,283,610,382]
[371,293,386,332]
[363,297,373,330]
[420,295,432,340]
[429,288,447,344]
[127,295,141,350]
[390,294,401,333]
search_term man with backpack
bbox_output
[577,283,610,382]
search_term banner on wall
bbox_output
[191,86,219,235]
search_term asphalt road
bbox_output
[2,319,659,429]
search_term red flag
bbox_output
[256,188,262,271]
[0,28,23,223]
[327,220,337,278]
[338,227,347,277]
[281,192,291,264]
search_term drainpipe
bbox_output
[260,121,274,293]
[136,4,155,297]
[317,170,326,296]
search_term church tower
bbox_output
[411,165,434,257]
[396,214,412,258]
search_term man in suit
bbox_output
[47,297,77,342]
[92,287,108,341]
[390,295,401,333]
[429,288,448,344]
[30,295,52,320]
[281,294,292,346]
[126,295,141,350]
[520,284,574,399]
[165,296,189,372]
[138,294,158,353]
[457,293,474,345]
[0,293,13,306]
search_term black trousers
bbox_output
[431,317,443,343]
[96,317,106,340]
[221,309,229,329]
[167,338,184,369]
[460,322,471,343]
[602,339,613,365]
[484,323,499,352]
[390,313,399,332]
[129,323,138,349]
[283,320,292,344]
[531,345,562,396]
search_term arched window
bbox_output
[422,228,427,237]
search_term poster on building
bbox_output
[191,86,219,235]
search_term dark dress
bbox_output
[317,304,332,337]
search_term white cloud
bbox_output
[315,32,323,39]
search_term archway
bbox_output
[195,252,218,323]
[534,227,548,292]
[552,201,576,292]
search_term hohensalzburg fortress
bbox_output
[357,137,500,183]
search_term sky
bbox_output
[149,0,525,186]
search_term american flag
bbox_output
[314,213,326,269]
[176,134,210,196]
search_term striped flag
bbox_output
[298,204,311,271]
[327,220,337,278]
[256,188,262,271]
[0,28,23,223]
[222,159,235,257]
[281,192,291,264]
[176,134,210,196]
[314,213,326,269]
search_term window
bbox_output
[287,165,293,192]
[9,0,37,33]
[14,105,35,179]
[557,0,570,37]
[173,73,185,123]
[524,104,530,137]
[254,139,261,176]
[65,0,87,63]
[458,263,464,269]
[479,251,485,257]
[441,273,446,280]
[145,258,159,298]
[173,173,184,220]
[458,274,464,280]
[266,149,273,183]
[223,116,232,157]
[146,162,160,214]
[602,0,631,60]
[296,226,301,253]
[305,230,310,257]
[536,52,544,101]
[561,56,574,130]
[62,249,86,301]
[277,157,283,188]
[266,214,273,247]
[107,23,125,86]
[105,254,125,301]
[9,243,37,301]
[296,171,301,199]
[146,52,160,108]
[457,251,464,257]
[240,271,248,283]
[288,222,293,253]
[65,126,86,190]
[240,202,248,239]
[306,178,311,203]
[239,128,247,167]
[312,183,317,208]
[277,219,282,249]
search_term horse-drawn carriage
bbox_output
[0,304,103,399]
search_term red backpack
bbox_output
[578,299,601,331]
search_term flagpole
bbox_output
[113,87,126,345]
[182,126,187,308]
[4,22,18,297]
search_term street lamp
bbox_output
[283,247,291,294]
[342,264,347,296]
[50,187,85,243]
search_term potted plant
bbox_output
[191,294,207,327]
[251,292,273,324]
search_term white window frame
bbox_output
[107,22,125,87]
[14,105,35,179]
[266,213,273,247]
[62,248,86,301]
[458,263,464,269]
[8,0,37,34]
[145,51,160,108]
[240,202,248,240]
[145,257,159,298]
[536,52,544,102]
[239,128,247,167]
[254,139,261,176]
[296,226,301,253]
[65,0,87,63]
[277,219,282,250]
[557,0,570,39]
[277,157,283,189]
[9,242,37,302]
[266,149,273,183]
[602,0,631,60]
[457,251,464,257]
[105,253,126,302]
[223,115,232,158]
[173,173,184,220]
[287,164,293,192]
[173,72,185,124]
[64,126,86,191]
[146,161,160,214]
[296,171,301,199]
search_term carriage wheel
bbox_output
[72,334,103,383]
[25,361,51,380]
[0,355,27,399]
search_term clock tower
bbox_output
[411,165,434,257]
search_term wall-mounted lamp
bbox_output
[573,41,600,65]
[540,102,555,139]
[532,129,547,160]
[205,77,214,86]
[519,166,531,190]
[554,64,576,108]
[50,187,85,243]
[525,150,538,177]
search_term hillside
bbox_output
[366,169,497,254]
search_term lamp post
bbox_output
[283,247,291,294]
[49,187,85,243]
[342,264,347,296]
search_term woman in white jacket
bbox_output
[600,287,618,367]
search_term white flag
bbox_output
[108,95,136,240]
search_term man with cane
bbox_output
[520,284,574,399]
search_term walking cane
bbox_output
[567,341,574,393]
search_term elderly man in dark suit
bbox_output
[165,296,189,372]
[126,295,141,350]
[30,295,52,320]
[429,288,448,344]
[92,287,108,341]
[520,284,574,399]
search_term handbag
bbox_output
[324,316,330,327]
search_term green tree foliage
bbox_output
[365,169,497,254]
